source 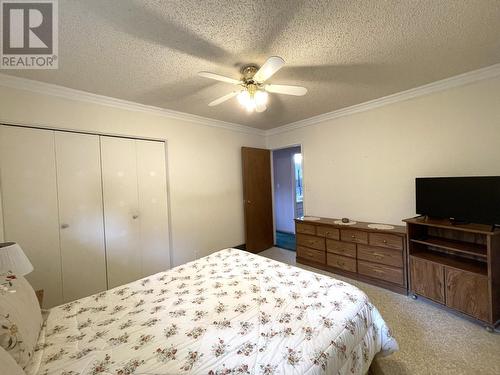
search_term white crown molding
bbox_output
[1,63,499,139]
[0,73,266,136]
[265,63,500,136]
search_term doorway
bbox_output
[272,145,303,251]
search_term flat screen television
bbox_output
[415,177,500,225]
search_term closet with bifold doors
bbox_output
[0,125,171,308]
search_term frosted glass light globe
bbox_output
[245,100,256,112]
[255,90,269,106]
[237,90,250,106]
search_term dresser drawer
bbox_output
[327,254,357,272]
[316,226,340,240]
[358,260,404,285]
[326,239,356,258]
[357,244,403,268]
[296,223,316,235]
[369,232,403,250]
[297,246,325,264]
[340,229,368,244]
[296,234,325,251]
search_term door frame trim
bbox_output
[270,143,303,247]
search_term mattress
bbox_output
[29,248,397,374]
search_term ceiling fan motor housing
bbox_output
[241,65,259,82]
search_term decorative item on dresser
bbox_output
[295,217,407,294]
[404,216,500,332]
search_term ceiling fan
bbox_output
[198,56,307,113]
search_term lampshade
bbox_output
[0,242,34,276]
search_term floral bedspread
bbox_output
[29,249,397,375]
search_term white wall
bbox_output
[0,86,265,266]
[1,74,499,264]
[267,76,500,226]
[0,188,3,241]
[273,146,300,233]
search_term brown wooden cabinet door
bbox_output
[445,268,490,322]
[241,147,273,253]
[410,257,445,303]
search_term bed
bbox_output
[6,248,397,375]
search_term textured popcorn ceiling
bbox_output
[6,0,500,130]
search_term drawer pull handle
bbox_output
[383,240,387,244]
[337,262,344,267]
[372,252,384,258]
[351,235,356,239]
[373,269,384,274]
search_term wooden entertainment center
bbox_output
[295,217,407,294]
[404,216,500,331]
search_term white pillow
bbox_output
[0,272,42,369]
[0,345,26,375]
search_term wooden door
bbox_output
[0,126,62,307]
[242,147,273,253]
[410,256,445,303]
[55,132,107,302]
[101,136,141,288]
[445,268,490,322]
[136,139,171,275]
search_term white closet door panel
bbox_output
[55,132,107,302]
[0,126,62,308]
[101,136,141,288]
[136,140,170,276]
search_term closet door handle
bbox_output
[132,214,139,220]
[61,223,70,229]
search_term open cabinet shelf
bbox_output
[410,237,487,259]
[404,216,500,329]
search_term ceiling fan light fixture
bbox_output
[255,103,267,113]
[238,91,255,111]
[255,90,268,106]
[245,100,256,112]
[237,90,250,106]
[199,56,306,113]
[237,88,268,113]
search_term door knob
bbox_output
[61,224,69,229]
[132,214,139,219]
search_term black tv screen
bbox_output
[416,177,500,225]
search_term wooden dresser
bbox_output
[295,217,407,294]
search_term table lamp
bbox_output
[0,242,33,275]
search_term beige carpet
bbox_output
[259,247,500,375]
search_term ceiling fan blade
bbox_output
[253,56,285,83]
[198,71,241,85]
[264,84,307,96]
[208,92,238,106]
